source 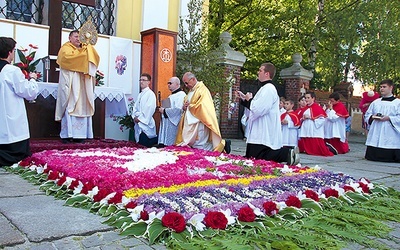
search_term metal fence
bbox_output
[0,0,116,36]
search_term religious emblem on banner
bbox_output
[160,48,172,62]
[79,19,98,45]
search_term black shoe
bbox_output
[326,142,338,155]
[155,144,165,148]
[287,146,300,165]
[72,139,86,143]
[61,138,72,144]
[224,140,231,154]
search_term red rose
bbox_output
[343,185,355,192]
[47,170,59,180]
[285,195,302,208]
[56,175,67,186]
[161,212,186,233]
[108,192,123,204]
[263,201,279,216]
[81,182,95,194]
[140,210,149,221]
[93,188,109,202]
[324,188,339,198]
[19,158,32,167]
[305,189,320,202]
[358,182,370,193]
[203,211,228,230]
[125,201,138,209]
[237,206,256,222]
[68,179,79,190]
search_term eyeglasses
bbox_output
[139,79,149,82]
[167,82,173,85]
[184,78,193,85]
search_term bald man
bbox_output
[157,76,186,147]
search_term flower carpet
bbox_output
[5,142,400,249]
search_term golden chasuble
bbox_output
[176,81,225,152]
[56,42,100,74]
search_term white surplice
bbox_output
[298,108,326,139]
[0,64,39,143]
[133,87,157,142]
[365,98,400,149]
[324,109,347,142]
[281,113,299,147]
[246,83,282,150]
[158,90,186,146]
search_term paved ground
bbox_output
[1,134,399,250]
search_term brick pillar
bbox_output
[217,32,246,138]
[280,53,313,109]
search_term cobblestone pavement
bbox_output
[1,134,399,249]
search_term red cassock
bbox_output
[298,103,334,156]
[325,101,350,154]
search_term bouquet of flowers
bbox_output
[14,44,42,80]
[112,97,135,131]
[95,70,105,86]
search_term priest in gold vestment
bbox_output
[55,30,100,143]
[176,72,230,153]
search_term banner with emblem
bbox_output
[108,37,133,94]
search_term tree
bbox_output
[207,0,399,91]
[177,0,231,116]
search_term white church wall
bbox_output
[142,0,169,31]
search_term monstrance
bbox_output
[79,19,98,45]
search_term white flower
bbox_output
[221,209,235,225]
[87,186,99,199]
[360,178,374,189]
[313,165,321,170]
[280,165,293,174]
[128,204,144,222]
[72,181,84,195]
[332,183,345,196]
[147,210,165,224]
[296,190,307,200]
[276,201,287,211]
[247,202,263,217]
[188,213,206,231]
[100,191,116,205]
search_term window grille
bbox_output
[0,0,115,36]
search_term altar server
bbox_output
[298,91,334,156]
[281,99,300,148]
[0,37,39,166]
[365,79,400,162]
[237,62,299,165]
[132,73,158,147]
[324,92,350,154]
